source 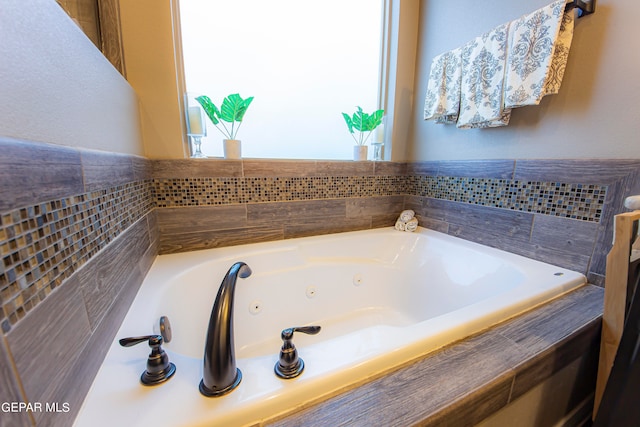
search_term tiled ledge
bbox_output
[266,284,603,426]
[151,158,407,178]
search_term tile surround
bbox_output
[0,181,153,331]
[0,138,155,427]
[2,155,635,333]
[153,175,606,222]
[0,139,637,426]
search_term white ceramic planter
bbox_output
[353,145,368,161]
[223,139,242,159]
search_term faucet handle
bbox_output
[119,334,176,385]
[281,326,321,340]
[275,326,321,379]
[119,334,163,347]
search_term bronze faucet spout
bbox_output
[199,261,252,397]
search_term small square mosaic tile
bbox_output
[0,181,154,332]
[0,170,608,333]
[405,176,606,222]
[153,176,408,207]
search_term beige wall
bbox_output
[119,0,189,159]
[409,0,640,161]
[0,0,143,155]
[383,0,420,161]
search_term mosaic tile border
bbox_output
[154,175,607,222]
[0,167,610,333]
[153,176,408,207]
[407,175,607,222]
[0,181,154,332]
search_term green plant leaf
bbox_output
[343,106,384,145]
[235,96,254,122]
[342,113,354,133]
[352,106,365,132]
[366,109,384,131]
[195,95,220,125]
[219,93,253,123]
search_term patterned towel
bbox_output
[504,0,575,108]
[423,48,462,124]
[457,22,512,129]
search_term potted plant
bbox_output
[196,93,254,159]
[342,106,384,161]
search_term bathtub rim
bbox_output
[73,226,590,427]
[263,284,603,426]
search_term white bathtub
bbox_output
[75,227,585,427]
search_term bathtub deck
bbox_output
[266,284,603,426]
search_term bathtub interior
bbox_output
[156,230,544,360]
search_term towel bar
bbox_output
[565,0,596,17]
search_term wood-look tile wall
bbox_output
[406,159,640,285]
[153,159,407,254]
[153,158,640,286]
[0,139,637,427]
[0,138,155,427]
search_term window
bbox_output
[179,0,384,159]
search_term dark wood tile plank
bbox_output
[152,159,243,178]
[588,272,605,287]
[406,160,515,179]
[34,258,148,427]
[132,155,152,181]
[284,217,372,239]
[268,333,525,427]
[509,318,600,401]
[139,239,158,280]
[80,149,134,191]
[247,200,347,221]
[404,195,449,232]
[159,225,284,254]
[78,218,151,329]
[488,237,592,273]
[345,195,405,218]
[406,161,439,176]
[424,198,534,243]
[315,161,374,176]
[422,375,514,427]
[436,159,515,179]
[417,216,449,233]
[0,338,32,427]
[0,138,84,212]
[242,159,317,177]
[403,195,425,216]
[6,278,91,405]
[514,159,640,183]
[431,202,594,272]
[156,205,247,234]
[496,285,603,356]
[530,215,599,255]
[146,209,159,252]
[373,162,407,176]
[371,214,399,228]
